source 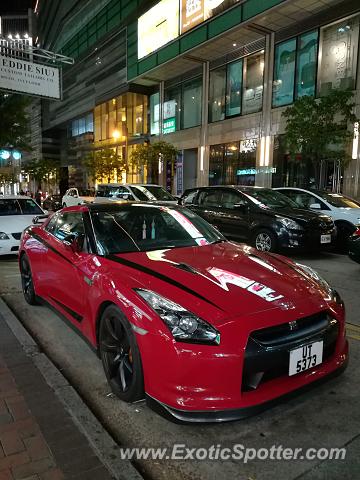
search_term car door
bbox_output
[42,211,92,329]
[190,188,223,228]
[216,188,250,240]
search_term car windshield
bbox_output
[0,199,43,216]
[91,205,225,255]
[130,185,175,201]
[242,189,298,209]
[316,191,360,209]
[95,186,127,198]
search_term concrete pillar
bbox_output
[197,61,210,187]
[256,32,275,188]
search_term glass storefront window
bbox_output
[150,92,160,135]
[296,30,318,98]
[224,142,239,184]
[182,77,202,129]
[209,144,225,185]
[243,52,264,115]
[238,139,257,186]
[209,67,226,122]
[101,103,108,140]
[94,106,101,142]
[164,85,181,132]
[226,60,242,117]
[273,39,296,107]
[318,15,360,96]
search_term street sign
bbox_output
[163,117,176,134]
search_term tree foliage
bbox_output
[83,147,127,183]
[0,93,31,150]
[130,140,179,174]
[23,158,60,183]
[282,89,357,167]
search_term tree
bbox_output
[23,158,60,190]
[282,90,358,173]
[0,93,31,150]
[83,147,127,183]
[130,141,179,182]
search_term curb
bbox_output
[0,296,144,480]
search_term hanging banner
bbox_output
[0,55,61,99]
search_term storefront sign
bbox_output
[180,0,241,34]
[163,117,176,134]
[163,100,176,119]
[237,167,276,176]
[176,153,184,195]
[138,0,179,59]
[0,55,60,99]
[352,121,359,159]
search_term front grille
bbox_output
[11,232,21,240]
[242,312,339,392]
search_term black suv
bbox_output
[180,186,336,252]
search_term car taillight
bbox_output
[353,228,360,236]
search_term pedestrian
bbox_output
[35,189,42,205]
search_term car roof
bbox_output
[86,201,182,212]
[96,183,163,187]
[0,195,36,200]
[183,185,266,193]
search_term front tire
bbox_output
[253,229,277,252]
[20,255,40,305]
[99,305,144,403]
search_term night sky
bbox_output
[0,0,36,15]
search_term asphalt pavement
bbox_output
[0,251,359,480]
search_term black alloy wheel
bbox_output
[99,305,144,402]
[20,255,39,305]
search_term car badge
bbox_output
[289,320,298,331]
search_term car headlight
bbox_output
[278,217,302,230]
[0,232,10,240]
[295,263,343,305]
[135,289,220,345]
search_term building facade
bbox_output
[37,0,360,197]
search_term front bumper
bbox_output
[0,237,20,255]
[146,353,348,423]
[142,306,348,423]
[278,227,336,250]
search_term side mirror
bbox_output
[310,203,321,209]
[63,234,83,253]
[73,194,79,198]
[33,214,49,224]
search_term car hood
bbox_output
[333,207,360,223]
[266,206,329,223]
[111,242,329,319]
[0,215,36,234]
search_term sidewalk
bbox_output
[0,313,114,480]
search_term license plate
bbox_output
[321,234,331,244]
[289,341,323,376]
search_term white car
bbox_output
[94,183,178,204]
[61,188,94,207]
[0,196,45,255]
[275,187,360,245]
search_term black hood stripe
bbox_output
[29,232,73,265]
[106,254,223,311]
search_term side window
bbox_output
[182,190,198,205]
[198,190,222,207]
[45,214,58,234]
[53,212,85,242]
[116,187,135,200]
[221,190,246,209]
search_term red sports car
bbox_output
[19,203,348,422]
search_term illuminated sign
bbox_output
[138,0,179,59]
[0,55,60,99]
[181,0,241,34]
[237,167,276,176]
[352,121,359,159]
[163,100,176,119]
[0,150,11,160]
[163,117,176,134]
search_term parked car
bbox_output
[348,228,360,264]
[275,188,360,247]
[43,194,62,212]
[19,202,347,422]
[0,196,45,255]
[180,186,336,252]
[94,183,177,204]
[62,188,94,207]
